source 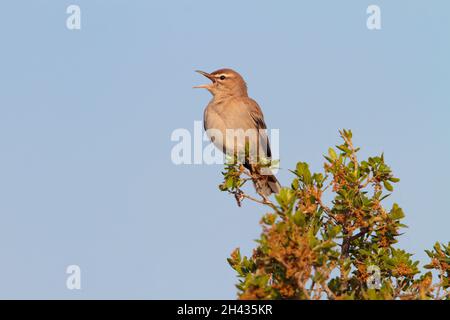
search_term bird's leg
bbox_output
[260,192,270,204]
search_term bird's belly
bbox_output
[204,111,261,158]
[204,115,229,155]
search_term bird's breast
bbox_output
[203,99,260,156]
[204,99,253,130]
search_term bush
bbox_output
[220,130,449,300]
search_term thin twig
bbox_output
[228,189,279,212]
[340,130,358,170]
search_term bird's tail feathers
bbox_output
[245,163,281,197]
[254,173,281,197]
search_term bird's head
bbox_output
[194,68,248,98]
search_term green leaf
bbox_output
[293,210,306,227]
[291,178,299,190]
[328,148,337,160]
[295,162,312,185]
[275,188,296,211]
[383,181,394,192]
[337,144,350,153]
[390,204,405,220]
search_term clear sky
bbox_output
[0,1,449,299]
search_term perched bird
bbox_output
[194,68,281,197]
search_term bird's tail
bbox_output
[245,163,281,197]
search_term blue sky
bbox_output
[0,1,449,299]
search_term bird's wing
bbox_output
[203,107,208,131]
[245,98,267,130]
[243,98,272,158]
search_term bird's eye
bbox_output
[220,75,226,80]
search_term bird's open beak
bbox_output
[193,70,215,89]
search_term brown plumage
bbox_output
[194,68,281,197]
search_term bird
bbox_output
[194,68,281,197]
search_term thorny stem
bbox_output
[350,227,370,241]
[340,130,358,171]
[393,279,407,299]
[228,189,279,212]
[316,198,339,224]
[227,165,280,212]
[340,226,350,293]
[435,269,446,300]
[338,131,360,293]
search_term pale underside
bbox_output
[203,96,271,164]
